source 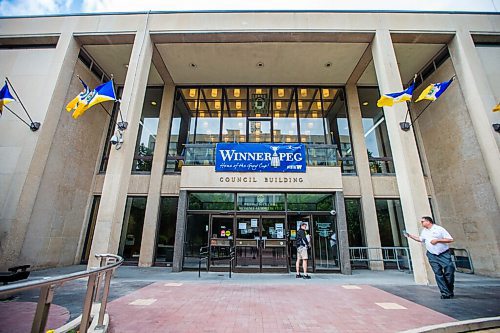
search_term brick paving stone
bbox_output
[0,301,70,333]
[107,282,454,333]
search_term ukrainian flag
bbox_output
[493,103,500,112]
[377,84,415,107]
[0,81,15,116]
[66,79,116,119]
[416,79,453,102]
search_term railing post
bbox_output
[31,285,55,333]
[97,270,113,327]
[80,273,97,333]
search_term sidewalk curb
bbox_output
[399,316,500,333]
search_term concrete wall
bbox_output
[16,60,109,268]
[0,47,56,264]
[412,59,500,276]
[476,45,500,147]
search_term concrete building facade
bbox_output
[0,10,499,284]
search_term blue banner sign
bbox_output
[215,143,306,172]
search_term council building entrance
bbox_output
[183,192,340,273]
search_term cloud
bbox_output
[0,0,73,16]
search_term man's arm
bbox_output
[430,238,453,245]
[405,233,422,243]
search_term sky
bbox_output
[0,0,499,17]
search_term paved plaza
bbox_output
[0,267,499,332]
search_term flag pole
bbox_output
[4,105,33,128]
[5,77,41,131]
[399,74,417,131]
[110,75,127,131]
[402,75,456,130]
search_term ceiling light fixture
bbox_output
[189,63,197,68]
[256,62,264,68]
[256,88,262,94]
[236,100,242,110]
[151,101,157,106]
[234,88,240,98]
[211,89,218,98]
[325,62,332,68]
[322,89,330,98]
[278,88,285,97]
[300,89,307,97]
[316,101,322,109]
[298,101,303,109]
[215,101,221,109]
[189,89,196,98]
[362,101,369,106]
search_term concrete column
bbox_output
[139,85,175,267]
[172,190,188,272]
[335,191,351,275]
[0,29,80,269]
[448,29,500,208]
[88,22,153,268]
[345,84,384,270]
[372,29,434,285]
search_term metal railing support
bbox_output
[31,285,55,333]
[0,254,123,333]
[349,246,412,272]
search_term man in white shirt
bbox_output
[405,216,455,299]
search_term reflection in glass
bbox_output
[237,193,285,211]
[188,193,234,210]
[155,197,178,265]
[376,199,407,247]
[132,87,163,172]
[313,215,338,270]
[183,214,209,269]
[118,197,147,263]
[358,87,395,174]
[287,194,333,211]
[345,198,365,247]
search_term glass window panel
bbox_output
[325,89,355,174]
[376,199,407,247]
[155,197,178,264]
[249,87,271,117]
[183,214,209,269]
[273,89,298,143]
[132,87,163,172]
[298,87,326,144]
[287,193,333,211]
[222,97,247,142]
[345,198,365,247]
[358,87,395,174]
[118,197,147,263]
[188,193,235,210]
[248,120,271,143]
[237,193,285,211]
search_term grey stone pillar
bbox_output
[448,29,500,208]
[372,29,433,284]
[172,190,188,272]
[335,191,351,275]
[88,20,153,268]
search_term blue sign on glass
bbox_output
[215,143,306,172]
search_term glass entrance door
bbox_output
[288,215,313,272]
[312,215,339,270]
[209,216,234,269]
[235,215,288,272]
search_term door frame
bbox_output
[233,213,288,273]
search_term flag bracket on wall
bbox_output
[1,78,41,132]
[398,76,455,131]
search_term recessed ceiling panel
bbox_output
[358,44,446,86]
[157,42,368,85]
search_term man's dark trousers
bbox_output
[426,250,455,297]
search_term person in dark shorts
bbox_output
[296,222,311,279]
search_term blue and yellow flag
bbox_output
[377,84,415,107]
[493,103,500,112]
[416,79,453,102]
[0,81,15,116]
[66,79,116,119]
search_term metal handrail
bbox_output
[0,253,123,333]
[450,247,474,274]
[349,247,412,272]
